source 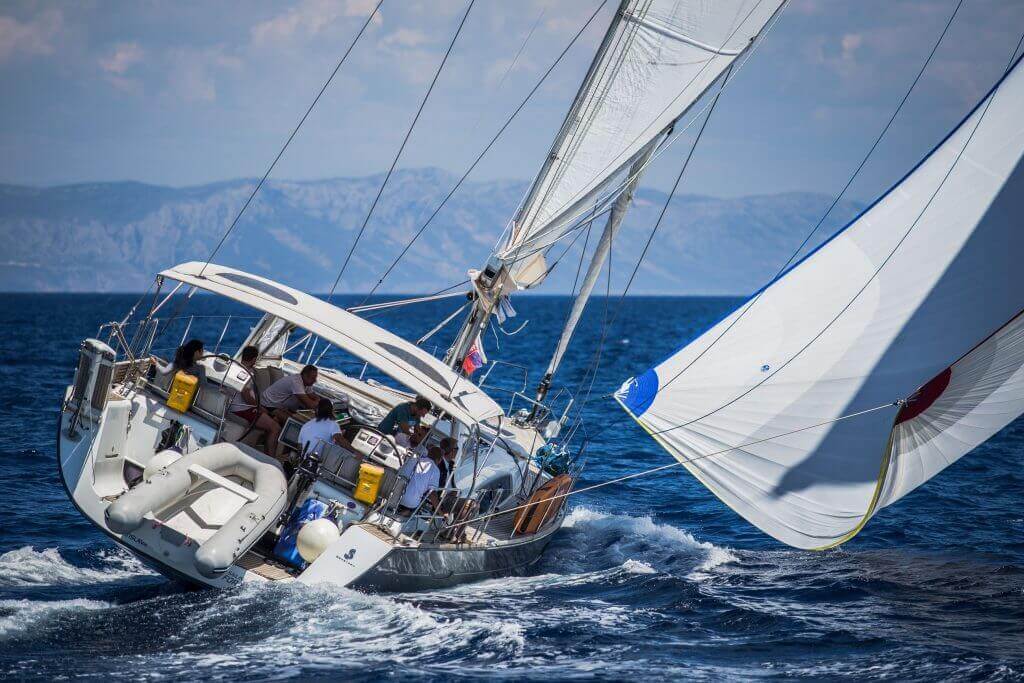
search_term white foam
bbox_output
[156,581,528,675]
[0,598,112,636]
[621,559,657,574]
[561,506,738,576]
[0,546,155,587]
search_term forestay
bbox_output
[616,57,1024,549]
[500,0,784,288]
[160,262,503,426]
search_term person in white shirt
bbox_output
[262,364,319,418]
[298,398,350,456]
[397,425,429,457]
[397,446,443,513]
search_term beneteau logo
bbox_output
[343,548,356,561]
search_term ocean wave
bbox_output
[0,546,155,587]
[144,582,528,677]
[557,506,737,576]
[0,597,112,637]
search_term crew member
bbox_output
[262,364,319,419]
[227,345,281,456]
[397,445,443,514]
[298,398,351,456]
[379,395,432,437]
[172,338,207,383]
[437,436,458,488]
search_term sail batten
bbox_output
[618,55,1024,550]
[501,0,786,289]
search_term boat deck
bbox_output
[236,551,294,581]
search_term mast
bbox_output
[447,0,786,377]
[510,0,630,243]
[533,136,660,406]
[445,1,630,374]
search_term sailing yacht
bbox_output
[57,0,784,590]
[58,0,1020,590]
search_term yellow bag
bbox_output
[354,463,385,505]
[167,371,199,413]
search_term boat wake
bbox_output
[553,505,738,576]
[0,508,738,679]
[0,546,156,587]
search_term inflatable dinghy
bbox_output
[106,442,288,577]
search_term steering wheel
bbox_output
[354,424,403,465]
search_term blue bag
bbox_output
[273,498,328,569]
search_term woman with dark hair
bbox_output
[172,338,207,383]
[298,398,350,456]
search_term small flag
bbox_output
[462,335,487,375]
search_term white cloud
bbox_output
[840,33,863,62]
[380,27,429,49]
[542,15,579,35]
[100,42,144,75]
[0,9,63,63]
[166,46,242,103]
[251,0,381,46]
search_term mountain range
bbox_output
[0,168,860,294]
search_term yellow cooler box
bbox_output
[354,463,385,505]
[167,371,199,413]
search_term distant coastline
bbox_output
[0,167,859,295]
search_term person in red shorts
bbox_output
[228,345,281,456]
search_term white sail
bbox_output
[616,56,1024,550]
[499,0,784,288]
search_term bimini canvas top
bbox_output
[160,262,503,426]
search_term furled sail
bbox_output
[499,0,785,288]
[616,56,1024,550]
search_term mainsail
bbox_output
[616,55,1024,550]
[499,0,785,289]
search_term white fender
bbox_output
[105,442,288,578]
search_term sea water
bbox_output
[1,293,1022,680]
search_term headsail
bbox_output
[500,0,785,288]
[616,56,1024,550]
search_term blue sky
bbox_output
[1,0,1023,201]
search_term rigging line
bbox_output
[354,0,611,307]
[506,0,652,274]
[358,278,472,322]
[346,289,468,313]
[638,36,1024,441]
[506,0,779,258]
[198,0,383,276]
[465,1,548,137]
[566,64,731,431]
[561,224,614,445]
[556,214,595,335]
[327,0,476,300]
[447,399,900,531]
[417,302,470,346]
[580,233,614,402]
[646,0,967,400]
[519,0,653,239]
